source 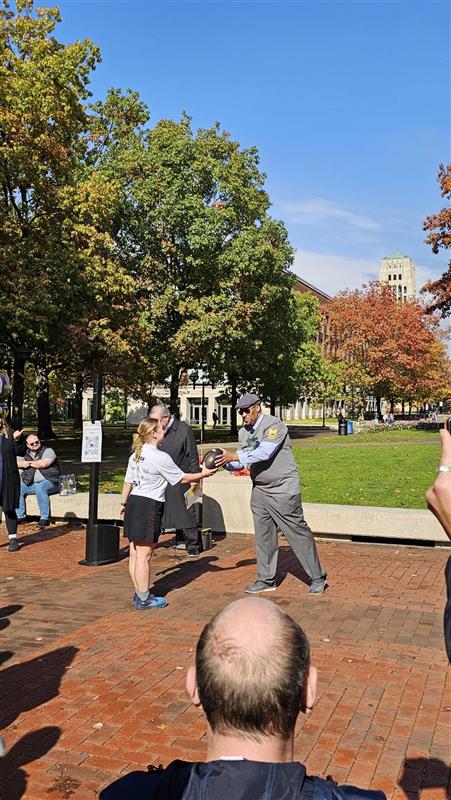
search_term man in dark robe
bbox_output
[149,405,200,557]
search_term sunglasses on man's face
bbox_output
[28,440,40,446]
[239,407,255,415]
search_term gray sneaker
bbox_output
[309,577,327,596]
[245,581,277,594]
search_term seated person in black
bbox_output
[100,598,387,800]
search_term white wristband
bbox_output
[436,465,451,473]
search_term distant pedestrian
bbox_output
[212,410,218,428]
[0,411,24,552]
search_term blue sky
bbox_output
[46,0,449,296]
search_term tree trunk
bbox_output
[73,376,84,430]
[169,371,180,418]
[390,397,395,413]
[375,395,382,420]
[5,359,13,419]
[402,400,405,415]
[408,400,412,416]
[12,351,26,429]
[270,397,276,416]
[230,376,238,437]
[279,400,283,420]
[36,363,56,439]
[124,391,128,428]
[322,401,326,428]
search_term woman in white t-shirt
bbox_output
[120,417,216,611]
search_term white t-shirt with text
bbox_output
[124,444,184,502]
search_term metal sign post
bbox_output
[80,374,119,566]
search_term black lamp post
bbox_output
[190,369,213,446]
[80,373,119,566]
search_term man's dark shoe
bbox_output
[187,547,199,558]
[38,519,50,528]
[8,539,19,552]
[309,577,327,596]
[16,517,27,525]
[245,581,276,594]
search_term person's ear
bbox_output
[303,665,317,714]
[186,664,201,707]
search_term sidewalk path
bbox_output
[1,522,450,800]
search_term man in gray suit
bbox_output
[216,393,326,595]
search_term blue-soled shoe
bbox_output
[133,593,167,610]
[244,581,276,594]
[309,577,327,596]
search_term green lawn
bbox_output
[47,423,441,508]
[294,429,439,444]
[294,442,439,508]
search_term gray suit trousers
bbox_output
[250,487,322,584]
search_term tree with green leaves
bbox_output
[98,111,299,431]
[0,0,100,429]
[301,356,345,426]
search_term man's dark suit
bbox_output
[159,418,199,552]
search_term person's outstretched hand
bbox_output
[426,423,451,539]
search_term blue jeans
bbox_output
[16,479,58,521]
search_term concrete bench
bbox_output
[10,471,449,546]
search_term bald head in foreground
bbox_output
[188,597,314,762]
[100,599,387,799]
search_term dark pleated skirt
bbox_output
[124,495,164,544]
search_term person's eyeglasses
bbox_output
[238,408,252,415]
[28,440,40,446]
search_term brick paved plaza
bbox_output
[1,522,450,800]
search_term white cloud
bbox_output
[293,250,446,298]
[280,198,381,231]
[293,249,378,295]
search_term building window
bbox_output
[398,274,402,280]
[388,274,391,280]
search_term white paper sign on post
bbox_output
[81,421,103,463]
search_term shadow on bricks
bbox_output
[398,757,451,799]
[0,605,23,667]
[276,544,312,587]
[0,645,78,730]
[152,554,254,596]
[1,726,61,800]
[0,523,77,550]
[0,604,23,632]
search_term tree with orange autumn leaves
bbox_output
[327,283,450,416]
[422,163,451,317]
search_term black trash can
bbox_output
[338,419,348,436]
[81,523,120,566]
[198,527,212,552]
